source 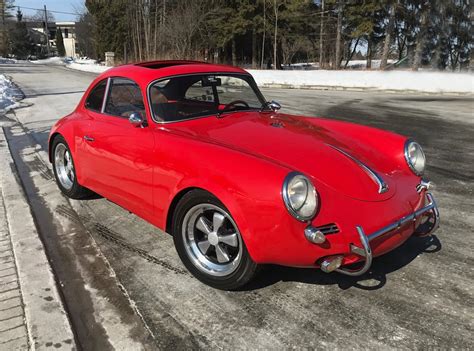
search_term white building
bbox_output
[55,22,77,58]
[28,21,78,58]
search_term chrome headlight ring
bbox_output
[404,140,426,176]
[282,172,318,222]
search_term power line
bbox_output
[15,5,81,16]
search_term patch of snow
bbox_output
[0,74,23,113]
[247,69,474,94]
[282,60,397,70]
[74,57,98,65]
[0,57,17,64]
[30,57,66,65]
[67,62,110,74]
[344,59,397,69]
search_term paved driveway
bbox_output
[1,62,473,349]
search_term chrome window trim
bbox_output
[84,78,108,113]
[404,139,425,176]
[326,144,389,194]
[146,72,267,124]
[100,77,111,114]
[95,76,145,120]
[282,171,318,222]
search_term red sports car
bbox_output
[49,60,439,290]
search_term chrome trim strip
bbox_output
[101,77,111,114]
[334,192,439,276]
[326,143,389,194]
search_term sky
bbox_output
[13,0,84,21]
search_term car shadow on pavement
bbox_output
[242,235,442,291]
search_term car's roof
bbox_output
[97,60,249,86]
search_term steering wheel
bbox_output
[222,100,250,111]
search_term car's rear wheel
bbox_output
[172,189,258,290]
[52,135,93,199]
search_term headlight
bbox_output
[404,140,426,176]
[282,172,318,221]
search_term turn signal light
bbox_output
[304,226,326,244]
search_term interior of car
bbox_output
[149,74,263,122]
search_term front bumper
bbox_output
[332,192,440,276]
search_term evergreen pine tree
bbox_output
[56,28,66,56]
[9,9,34,59]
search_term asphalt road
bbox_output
[1,62,473,349]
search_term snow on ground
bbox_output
[247,69,474,94]
[67,62,110,74]
[74,57,98,65]
[343,59,397,69]
[283,60,396,70]
[0,57,17,64]
[0,74,23,113]
[30,57,66,65]
[26,56,110,74]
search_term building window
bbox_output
[64,28,69,38]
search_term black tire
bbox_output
[51,135,94,200]
[172,189,258,290]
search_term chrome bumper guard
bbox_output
[335,193,440,277]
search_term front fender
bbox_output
[153,129,291,263]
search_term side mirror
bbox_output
[129,112,146,128]
[267,100,281,112]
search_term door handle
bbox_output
[83,136,95,142]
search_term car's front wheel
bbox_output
[172,190,258,290]
[52,135,93,199]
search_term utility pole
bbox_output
[43,5,51,56]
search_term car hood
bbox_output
[167,111,404,201]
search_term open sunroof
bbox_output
[134,60,207,69]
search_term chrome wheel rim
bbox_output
[182,204,243,277]
[54,143,75,190]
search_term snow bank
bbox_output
[284,59,396,70]
[0,74,23,113]
[67,62,110,74]
[0,57,16,64]
[30,57,66,65]
[74,58,98,65]
[247,69,474,94]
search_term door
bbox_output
[79,77,155,219]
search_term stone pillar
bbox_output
[105,52,115,67]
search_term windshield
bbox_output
[149,74,266,123]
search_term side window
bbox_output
[85,79,107,112]
[104,78,144,118]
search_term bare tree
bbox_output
[26,9,55,23]
[319,0,325,68]
[273,0,280,70]
[412,1,430,71]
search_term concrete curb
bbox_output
[0,128,76,349]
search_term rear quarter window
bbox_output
[85,79,107,112]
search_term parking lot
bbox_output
[1,62,473,349]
